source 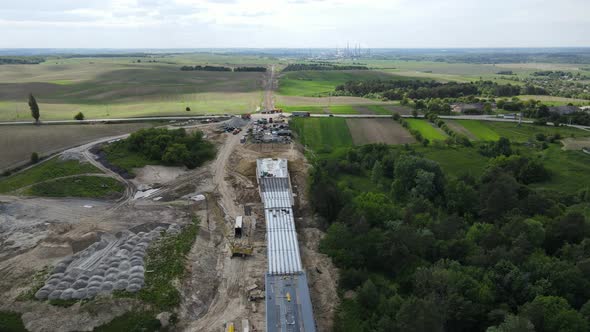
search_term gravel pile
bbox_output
[35,225,173,300]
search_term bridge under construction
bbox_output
[256,158,316,332]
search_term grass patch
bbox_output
[0,311,27,332]
[114,216,200,311]
[16,266,51,301]
[455,120,501,141]
[0,159,101,193]
[367,105,393,115]
[458,121,590,143]
[102,141,161,174]
[406,119,447,141]
[25,176,124,198]
[531,145,590,192]
[48,80,75,85]
[416,145,490,178]
[328,105,360,114]
[290,117,353,154]
[92,311,162,332]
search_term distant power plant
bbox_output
[337,42,370,59]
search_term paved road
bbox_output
[0,115,231,126]
[303,113,590,130]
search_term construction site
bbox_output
[0,66,338,332]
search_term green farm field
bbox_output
[0,58,265,121]
[290,117,353,153]
[454,120,501,140]
[277,70,404,96]
[517,95,590,105]
[406,119,448,140]
[454,120,590,142]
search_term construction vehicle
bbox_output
[229,215,254,258]
[226,322,235,332]
[230,243,254,257]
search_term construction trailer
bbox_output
[256,158,317,332]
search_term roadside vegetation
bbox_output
[102,128,215,175]
[0,158,101,193]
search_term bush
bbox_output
[30,152,39,164]
[74,112,84,120]
[185,107,191,112]
[0,311,27,332]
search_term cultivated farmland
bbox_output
[277,70,401,96]
[346,118,415,145]
[406,119,448,140]
[0,123,155,171]
[0,58,265,120]
[290,117,353,153]
[455,120,590,142]
[454,120,501,141]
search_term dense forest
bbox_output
[335,80,526,99]
[310,142,590,332]
[106,128,215,169]
[0,56,45,64]
[283,63,369,71]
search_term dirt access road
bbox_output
[263,65,276,111]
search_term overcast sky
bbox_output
[1,0,589,48]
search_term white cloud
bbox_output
[0,0,588,47]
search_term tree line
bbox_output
[282,63,369,71]
[310,141,590,332]
[335,79,525,100]
[180,65,266,72]
[0,56,45,65]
